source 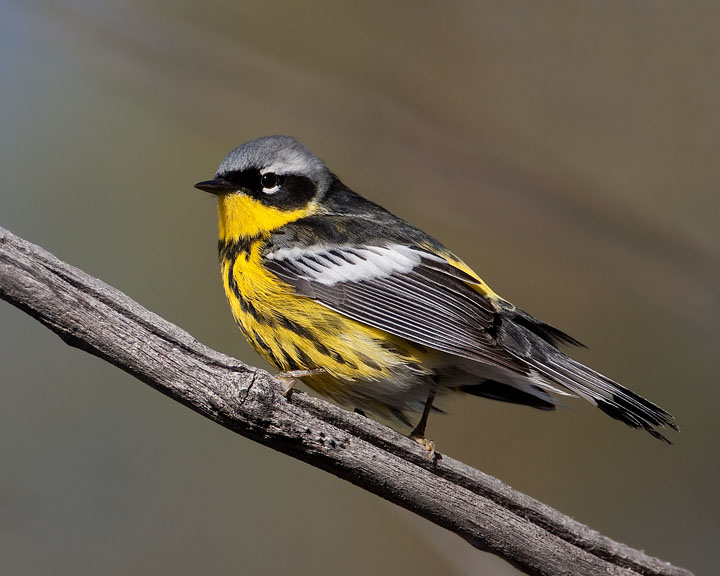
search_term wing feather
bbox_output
[264,243,527,374]
[260,216,676,440]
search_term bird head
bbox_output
[195,135,331,241]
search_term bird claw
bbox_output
[276,368,325,397]
[412,435,436,459]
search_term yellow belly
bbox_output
[220,240,426,390]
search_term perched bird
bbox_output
[195,135,677,449]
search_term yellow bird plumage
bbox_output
[195,135,677,445]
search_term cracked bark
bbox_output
[0,226,692,576]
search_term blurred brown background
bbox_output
[1,2,718,575]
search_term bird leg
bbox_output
[410,387,437,457]
[276,368,326,397]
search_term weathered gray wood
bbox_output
[0,225,692,576]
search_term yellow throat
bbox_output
[217,193,314,242]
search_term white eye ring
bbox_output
[260,171,281,194]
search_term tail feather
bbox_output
[460,380,557,411]
[535,356,678,443]
[498,318,677,442]
[509,306,586,348]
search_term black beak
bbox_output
[194,178,237,195]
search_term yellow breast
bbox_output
[219,236,420,386]
[216,192,428,399]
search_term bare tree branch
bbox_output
[0,225,692,576]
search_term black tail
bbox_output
[460,380,557,411]
[510,306,585,348]
[498,316,678,442]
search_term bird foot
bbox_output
[276,368,325,397]
[411,435,436,459]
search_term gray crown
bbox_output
[217,135,330,187]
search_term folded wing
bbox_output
[264,241,677,440]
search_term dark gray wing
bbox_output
[263,242,529,375]
[263,241,678,440]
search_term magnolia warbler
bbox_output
[195,135,677,449]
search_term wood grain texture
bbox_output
[0,225,692,576]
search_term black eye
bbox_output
[260,172,280,191]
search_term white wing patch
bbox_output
[265,244,433,286]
